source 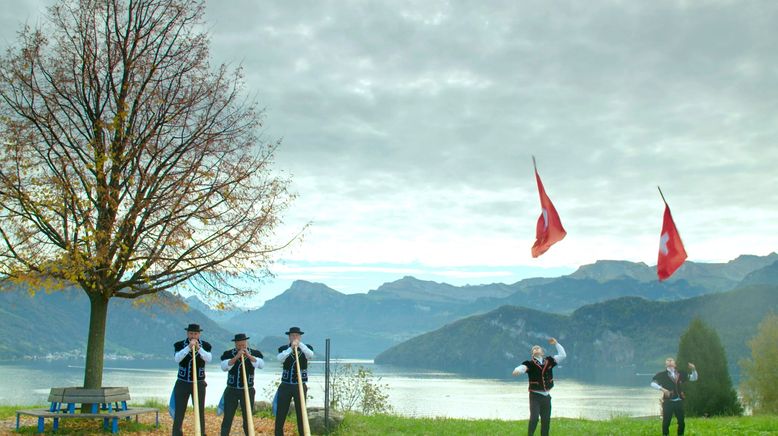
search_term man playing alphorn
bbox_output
[219,333,264,436]
[274,326,314,436]
[512,338,567,436]
[172,323,212,436]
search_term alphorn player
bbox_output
[274,326,314,436]
[219,333,264,436]
[172,323,212,436]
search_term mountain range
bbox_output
[0,286,232,359]
[375,282,778,382]
[1,253,776,363]
[224,253,778,357]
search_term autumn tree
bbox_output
[676,318,742,416]
[740,313,778,414]
[0,0,294,389]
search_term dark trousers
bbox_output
[275,382,308,436]
[662,399,685,435]
[528,392,552,436]
[172,379,207,436]
[221,387,255,436]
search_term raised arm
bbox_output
[552,342,566,363]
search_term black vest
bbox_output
[220,348,264,389]
[279,344,314,384]
[522,356,557,392]
[174,339,212,382]
[652,369,690,400]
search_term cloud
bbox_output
[3,1,777,280]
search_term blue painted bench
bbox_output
[15,386,159,433]
[15,407,159,433]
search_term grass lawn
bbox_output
[333,413,778,435]
[3,404,776,435]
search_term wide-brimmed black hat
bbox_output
[185,323,203,332]
[231,333,250,342]
[285,327,304,335]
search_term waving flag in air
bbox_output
[657,187,687,280]
[531,157,567,257]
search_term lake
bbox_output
[0,359,662,420]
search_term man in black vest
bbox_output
[274,327,314,436]
[219,333,264,436]
[512,337,567,436]
[651,357,698,436]
[172,323,212,436]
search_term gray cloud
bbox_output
[3,0,777,271]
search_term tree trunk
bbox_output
[83,293,109,389]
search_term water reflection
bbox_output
[0,359,660,420]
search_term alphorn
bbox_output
[293,346,311,436]
[239,353,256,436]
[191,345,202,435]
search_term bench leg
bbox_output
[156,410,159,427]
[37,417,44,433]
[53,417,59,432]
[15,412,19,430]
[112,417,119,434]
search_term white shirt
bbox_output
[277,343,314,361]
[174,341,212,363]
[221,351,265,371]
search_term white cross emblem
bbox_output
[659,232,670,255]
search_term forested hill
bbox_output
[375,284,777,382]
[0,286,232,359]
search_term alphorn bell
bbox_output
[239,353,256,436]
[293,346,311,436]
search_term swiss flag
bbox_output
[657,199,687,280]
[531,160,567,258]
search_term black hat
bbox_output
[285,327,304,335]
[231,333,250,342]
[185,323,203,332]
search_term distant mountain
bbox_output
[568,260,655,282]
[367,276,516,302]
[226,279,473,357]
[738,260,778,287]
[569,253,778,290]
[0,286,232,359]
[225,253,777,359]
[375,284,778,382]
[470,276,710,314]
[6,253,774,362]
[184,295,247,324]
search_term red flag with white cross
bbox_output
[531,157,567,258]
[657,188,687,280]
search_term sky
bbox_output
[2,1,778,306]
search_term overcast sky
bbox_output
[3,1,778,304]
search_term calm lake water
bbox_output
[0,359,662,420]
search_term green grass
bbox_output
[0,405,47,420]
[14,420,158,434]
[333,414,778,435]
